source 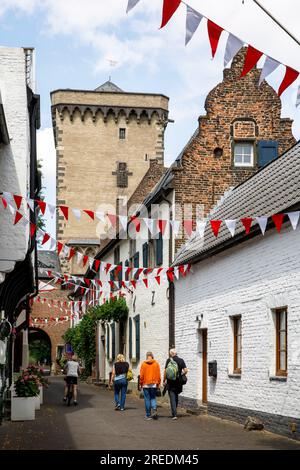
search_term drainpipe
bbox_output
[160,191,175,349]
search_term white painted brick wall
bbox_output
[0,47,31,274]
[175,225,300,418]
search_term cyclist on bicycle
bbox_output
[63,352,80,406]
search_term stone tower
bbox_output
[51,81,169,274]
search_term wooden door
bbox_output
[202,329,208,403]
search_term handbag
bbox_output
[126,369,133,381]
[180,373,188,385]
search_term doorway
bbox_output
[202,329,208,404]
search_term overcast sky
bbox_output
[0,0,300,235]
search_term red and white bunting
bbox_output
[185,5,203,46]
[255,216,268,235]
[278,66,299,97]
[72,208,81,220]
[119,215,128,231]
[287,211,300,230]
[259,56,280,86]
[26,198,35,212]
[160,0,181,29]
[225,219,236,237]
[48,203,56,218]
[96,211,106,223]
[224,34,243,67]
[170,220,181,238]
[207,19,224,58]
[196,220,206,238]
[126,0,140,14]
[241,46,263,77]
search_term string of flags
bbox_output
[126,0,300,105]
[1,192,300,243]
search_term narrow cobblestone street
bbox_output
[0,378,299,450]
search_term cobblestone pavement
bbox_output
[0,377,299,450]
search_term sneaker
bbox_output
[74,401,78,406]
[120,408,125,411]
[152,410,158,420]
[115,404,121,410]
[144,416,152,420]
[172,416,178,420]
[63,397,67,403]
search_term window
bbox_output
[155,232,163,266]
[119,128,126,140]
[129,317,133,360]
[124,259,130,281]
[134,315,140,361]
[234,142,254,167]
[233,316,242,374]
[142,242,149,269]
[133,252,140,280]
[117,162,128,188]
[276,308,287,376]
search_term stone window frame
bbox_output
[233,141,255,168]
[228,314,243,376]
[230,117,258,169]
[274,307,288,377]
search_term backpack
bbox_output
[166,358,179,381]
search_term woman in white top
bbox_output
[63,353,80,405]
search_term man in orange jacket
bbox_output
[139,352,161,420]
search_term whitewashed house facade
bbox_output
[174,142,300,440]
[0,47,40,420]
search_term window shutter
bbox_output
[118,262,123,283]
[129,318,132,359]
[125,259,129,281]
[156,232,163,266]
[106,326,110,359]
[134,315,140,361]
[257,140,278,168]
[142,242,149,268]
[111,323,116,361]
[134,252,140,279]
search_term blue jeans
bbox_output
[143,387,157,417]
[114,378,128,409]
[168,389,179,417]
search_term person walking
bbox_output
[110,354,129,411]
[63,353,80,406]
[164,349,188,420]
[139,352,161,420]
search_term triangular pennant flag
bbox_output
[166,269,174,283]
[157,219,167,235]
[83,255,89,267]
[296,84,300,107]
[185,5,203,46]
[210,220,222,237]
[13,211,23,225]
[119,215,128,231]
[155,275,161,285]
[88,257,94,269]
[59,205,69,221]
[170,220,181,237]
[160,0,181,29]
[183,220,193,237]
[57,242,64,256]
[126,0,140,13]
[255,216,268,235]
[7,203,15,215]
[241,46,263,77]
[107,213,117,228]
[95,211,105,223]
[225,219,236,237]
[196,220,206,238]
[41,233,51,245]
[142,278,149,288]
[36,199,47,215]
[3,192,13,204]
[68,248,76,260]
[207,20,224,58]
[174,267,179,280]
[130,280,137,289]
[49,238,56,251]
[30,223,37,238]
[224,33,243,67]
[105,263,112,274]
[272,213,284,232]
[76,251,83,264]
[259,56,280,86]
[131,215,140,233]
[241,217,253,235]
[83,209,95,220]
[72,208,81,220]
[13,195,23,210]
[1,196,7,209]
[47,203,56,218]
[144,218,155,235]
[26,198,35,212]
[94,260,101,272]
[287,211,300,230]
[278,66,299,97]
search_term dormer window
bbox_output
[233,142,254,167]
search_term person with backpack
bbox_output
[139,352,161,420]
[164,348,188,420]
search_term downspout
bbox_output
[161,191,175,349]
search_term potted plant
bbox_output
[26,364,49,405]
[11,371,39,421]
